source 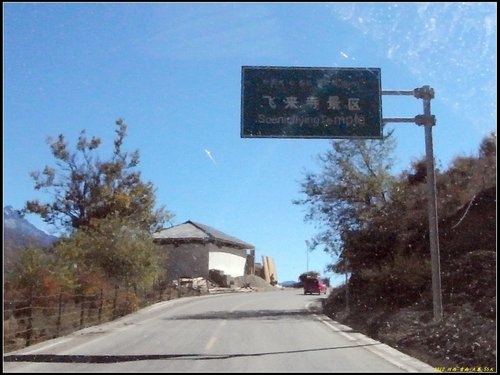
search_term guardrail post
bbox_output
[112,285,119,319]
[98,289,103,323]
[79,295,85,329]
[25,293,33,347]
[56,292,63,337]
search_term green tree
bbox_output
[476,131,496,189]
[435,131,496,218]
[5,247,75,296]
[294,132,397,257]
[24,119,173,233]
[54,216,165,289]
[6,248,48,294]
[298,271,320,283]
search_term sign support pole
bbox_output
[383,86,443,322]
[241,68,443,322]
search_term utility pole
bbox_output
[304,240,310,272]
[241,67,443,322]
[383,86,443,322]
[417,86,443,322]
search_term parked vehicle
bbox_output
[303,277,327,295]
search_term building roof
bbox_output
[153,220,254,250]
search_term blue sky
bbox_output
[4,3,496,285]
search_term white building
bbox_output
[153,221,255,281]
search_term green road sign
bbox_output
[241,66,383,139]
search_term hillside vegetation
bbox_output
[318,132,496,370]
[324,186,496,369]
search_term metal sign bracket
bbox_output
[382,86,443,322]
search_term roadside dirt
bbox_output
[322,187,496,371]
[323,300,496,371]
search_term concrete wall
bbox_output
[261,255,278,284]
[244,249,255,275]
[267,256,277,284]
[209,251,247,277]
[158,242,249,281]
[207,243,247,277]
[160,242,209,281]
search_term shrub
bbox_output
[115,291,141,317]
[349,253,432,311]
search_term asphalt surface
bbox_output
[3,288,435,373]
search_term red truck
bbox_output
[303,277,328,295]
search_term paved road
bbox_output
[3,289,434,372]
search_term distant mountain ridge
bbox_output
[3,206,59,266]
[4,205,58,245]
